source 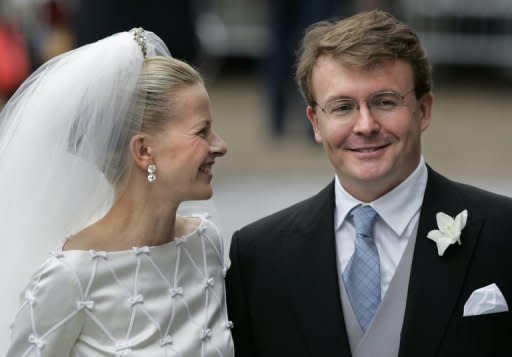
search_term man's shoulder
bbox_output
[431,168,512,215]
[456,180,511,203]
[235,181,334,239]
[456,180,512,214]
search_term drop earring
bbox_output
[147,163,157,183]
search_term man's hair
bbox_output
[296,10,432,106]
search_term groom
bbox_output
[226,10,512,357]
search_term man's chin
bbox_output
[349,163,392,183]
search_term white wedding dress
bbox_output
[7,216,234,357]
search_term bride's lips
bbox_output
[199,161,214,176]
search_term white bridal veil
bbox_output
[0,29,176,350]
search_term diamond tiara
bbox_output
[132,28,147,57]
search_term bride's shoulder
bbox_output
[176,215,224,251]
[61,221,113,252]
[62,229,99,251]
[175,215,202,238]
[23,251,84,301]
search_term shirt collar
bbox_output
[334,157,428,236]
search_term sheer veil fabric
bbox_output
[0,29,217,351]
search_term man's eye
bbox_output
[372,96,399,110]
[330,101,355,114]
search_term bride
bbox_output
[1,28,233,356]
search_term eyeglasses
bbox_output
[313,88,416,124]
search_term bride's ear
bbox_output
[129,134,153,171]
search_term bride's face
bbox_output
[150,83,227,201]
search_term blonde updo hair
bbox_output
[138,56,203,133]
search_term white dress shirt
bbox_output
[334,158,428,298]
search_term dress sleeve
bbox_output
[6,254,85,356]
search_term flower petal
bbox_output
[427,230,444,240]
[436,239,453,256]
[454,210,468,230]
[436,212,454,231]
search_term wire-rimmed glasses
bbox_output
[313,88,416,124]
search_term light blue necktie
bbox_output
[342,205,381,332]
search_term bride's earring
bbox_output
[147,163,157,183]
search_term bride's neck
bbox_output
[65,187,180,251]
[102,193,179,247]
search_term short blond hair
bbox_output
[296,10,432,106]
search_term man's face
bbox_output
[306,56,432,202]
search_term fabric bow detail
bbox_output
[200,328,212,341]
[204,277,214,289]
[132,246,150,256]
[160,335,173,347]
[89,250,108,260]
[24,291,35,304]
[76,300,94,310]
[29,334,45,349]
[175,237,188,245]
[129,294,144,306]
[170,287,183,297]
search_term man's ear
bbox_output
[306,105,323,143]
[129,134,153,170]
[419,92,433,132]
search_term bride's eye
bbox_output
[197,127,209,138]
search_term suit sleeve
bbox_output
[226,231,258,357]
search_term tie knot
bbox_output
[350,205,378,237]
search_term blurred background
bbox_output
[1,0,511,243]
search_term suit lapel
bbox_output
[399,168,484,356]
[283,182,352,357]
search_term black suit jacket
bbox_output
[226,168,512,356]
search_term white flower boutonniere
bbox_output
[427,210,468,256]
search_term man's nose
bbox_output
[352,105,381,135]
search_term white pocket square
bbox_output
[463,283,509,317]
